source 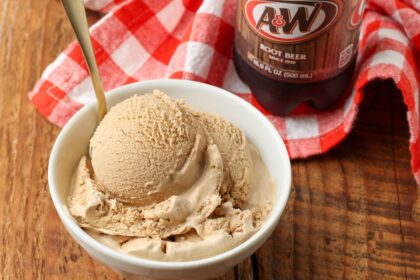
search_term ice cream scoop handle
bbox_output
[61,0,107,121]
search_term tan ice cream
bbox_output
[195,112,252,208]
[67,90,273,261]
[89,93,206,206]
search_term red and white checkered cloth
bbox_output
[29,0,420,184]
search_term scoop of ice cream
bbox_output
[68,144,223,238]
[90,91,206,205]
[195,112,252,207]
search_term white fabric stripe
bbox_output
[377,28,409,45]
[285,116,319,140]
[198,0,225,17]
[68,78,96,105]
[110,36,149,76]
[156,0,185,33]
[184,42,214,78]
[42,54,67,79]
[369,50,405,69]
[392,9,403,23]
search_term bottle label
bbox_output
[235,0,365,83]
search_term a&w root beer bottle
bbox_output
[234,0,366,116]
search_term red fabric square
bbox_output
[214,19,234,58]
[91,37,110,66]
[65,42,88,71]
[31,81,67,118]
[114,1,154,32]
[152,35,180,64]
[122,76,138,85]
[170,71,206,83]
[133,16,170,54]
[319,124,346,153]
[142,0,173,12]
[399,72,415,111]
[183,0,202,12]
[411,137,420,172]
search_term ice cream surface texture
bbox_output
[67,90,274,261]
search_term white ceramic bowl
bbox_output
[48,79,291,280]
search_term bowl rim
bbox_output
[48,79,291,270]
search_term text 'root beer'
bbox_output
[234,0,365,116]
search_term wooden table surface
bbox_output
[1,0,419,279]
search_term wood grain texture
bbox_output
[0,0,419,279]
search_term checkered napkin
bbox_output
[29,0,420,184]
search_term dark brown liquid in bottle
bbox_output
[234,0,365,116]
[234,50,356,116]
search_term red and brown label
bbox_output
[244,0,342,43]
[235,0,363,83]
